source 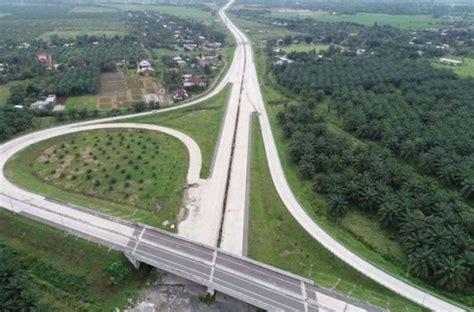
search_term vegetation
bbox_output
[0,209,148,310]
[125,85,231,178]
[248,116,423,311]
[6,129,188,229]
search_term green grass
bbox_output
[249,116,424,311]
[0,208,148,310]
[64,95,97,110]
[432,56,474,77]
[269,12,443,29]
[229,16,302,41]
[0,84,9,107]
[5,129,188,230]
[281,44,332,53]
[125,85,231,179]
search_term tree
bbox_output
[0,246,36,310]
[433,256,470,291]
[327,193,349,218]
[106,260,132,286]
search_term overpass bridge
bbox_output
[1,192,382,312]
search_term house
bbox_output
[45,94,57,105]
[31,100,50,111]
[31,94,56,110]
[36,52,53,70]
[18,43,31,49]
[140,67,155,76]
[138,60,155,76]
[274,55,294,65]
[197,55,220,67]
[182,74,206,88]
[0,63,5,73]
[139,60,152,68]
[440,58,463,66]
[356,49,366,55]
[172,89,188,102]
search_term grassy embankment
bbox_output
[6,129,188,230]
[125,85,231,179]
[0,208,149,310]
[238,16,473,308]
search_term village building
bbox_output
[182,74,206,88]
[36,52,53,70]
[440,58,463,66]
[172,89,189,102]
[138,60,155,76]
[197,55,220,67]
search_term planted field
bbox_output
[126,85,231,178]
[5,129,188,229]
[0,208,148,310]
[269,12,442,29]
[281,44,331,53]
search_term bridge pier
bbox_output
[124,252,141,269]
[207,287,215,296]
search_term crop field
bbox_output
[281,44,332,53]
[432,56,474,77]
[5,129,189,230]
[269,12,443,29]
[0,209,148,310]
[109,4,214,23]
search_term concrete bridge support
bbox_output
[124,252,141,269]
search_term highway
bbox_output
[223,2,467,312]
[0,0,467,311]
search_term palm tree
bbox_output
[433,256,470,291]
[407,246,436,280]
[327,193,349,218]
